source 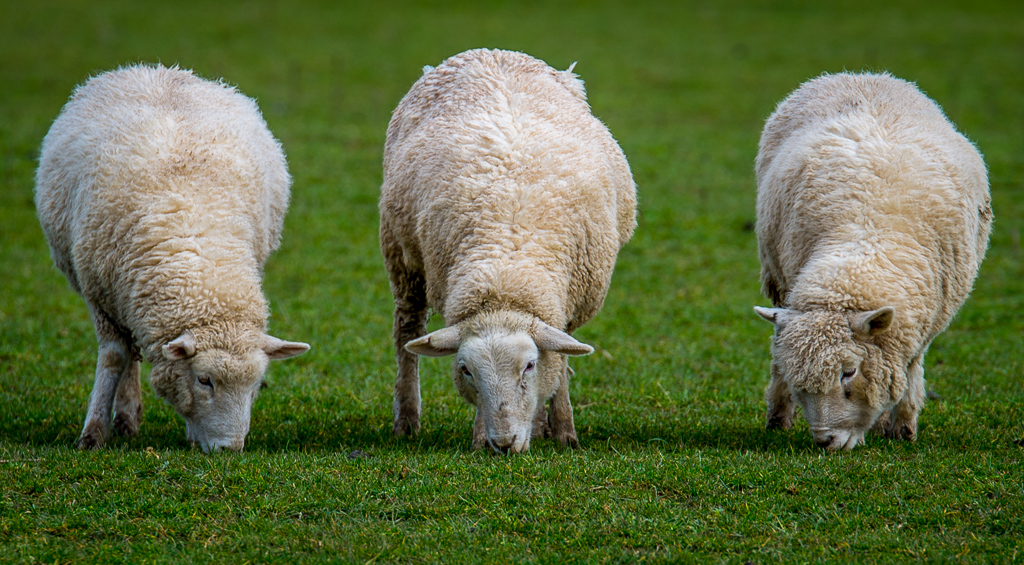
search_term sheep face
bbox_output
[756,306,899,451]
[452,331,548,453]
[151,331,309,452]
[406,315,593,454]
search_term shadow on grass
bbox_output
[2,402,959,456]
[1,412,824,456]
[0,410,473,454]
[578,419,817,453]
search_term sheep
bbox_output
[35,64,309,452]
[753,72,992,451]
[379,49,637,454]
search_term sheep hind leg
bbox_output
[765,362,794,430]
[77,305,131,450]
[885,355,925,442]
[112,344,142,437]
[547,356,578,449]
[390,271,428,438]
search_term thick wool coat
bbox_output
[380,49,637,333]
[756,72,992,395]
[35,64,291,366]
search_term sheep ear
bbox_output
[534,323,594,356]
[754,306,791,325]
[754,306,798,333]
[852,307,895,336]
[405,326,461,357]
[163,331,197,360]
[263,336,310,360]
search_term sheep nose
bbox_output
[488,436,516,455]
[210,439,245,453]
[815,435,835,449]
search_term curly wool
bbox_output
[380,49,637,331]
[756,72,992,394]
[35,64,291,370]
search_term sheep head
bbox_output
[755,305,903,451]
[405,311,592,454]
[150,329,309,453]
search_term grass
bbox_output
[1,0,1022,562]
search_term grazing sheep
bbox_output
[754,72,992,451]
[380,49,637,454]
[35,64,309,452]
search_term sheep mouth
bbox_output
[486,435,527,455]
[812,429,865,451]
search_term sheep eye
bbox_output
[460,365,473,380]
[197,375,213,387]
[840,368,857,382]
[524,360,536,373]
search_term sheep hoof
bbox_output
[898,423,917,442]
[112,410,140,437]
[75,424,105,450]
[392,416,420,438]
[884,418,917,442]
[872,412,893,435]
[766,414,793,430]
[553,430,579,449]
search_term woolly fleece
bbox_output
[755,72,992,444]
[381,49,636,330]
[36,64,303,449]
[380,49,637,447]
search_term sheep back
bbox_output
[35,64,292,358]
[380,49,637,331]
[756,72,991,351]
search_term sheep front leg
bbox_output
[547,356,578,448]
[112,344,142,437]
[77,306,131,450]
[885,355,926,441]
[472,408,487,450]
[765,362,794,430]
[390,274,429,438]
[531,400,549,440]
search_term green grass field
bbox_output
[2,1,1022,562]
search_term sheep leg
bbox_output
[390,269,428,437]
[472,409,487,450]
[531,401,550,439]
[871,410,892,435]
[885,355,925,441]
[77,305,131,450]
[112,344,143,437]
[547,355,579,448]
[765,362,794,430]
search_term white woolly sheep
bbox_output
[754,72,992,451]
[379,49,637,454]
[36,64,309,452]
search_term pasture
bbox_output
[1,0,1021,562]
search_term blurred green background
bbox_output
[1,1,1021,562]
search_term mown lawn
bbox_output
[1,0,1021,562]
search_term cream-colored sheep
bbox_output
[36,64,309,452]
[380,49,637,453]
[754,72,992,451]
